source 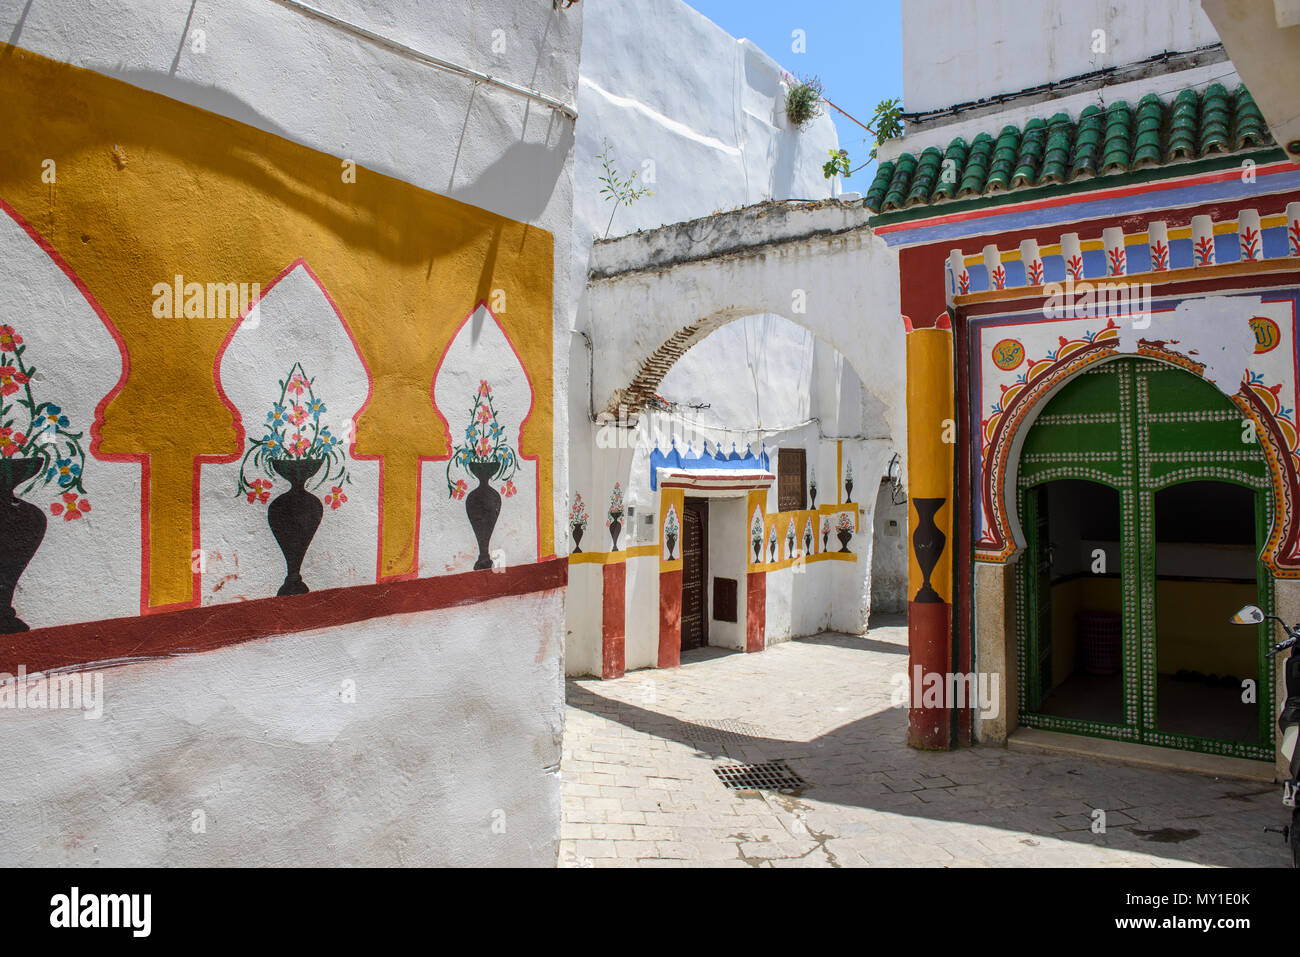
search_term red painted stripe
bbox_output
[601,562,626,679]
[0,557,568,677]
[873,160,1299,234]
[907,601,952,750]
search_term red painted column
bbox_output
[658,569,682,668]
[601,561,626,679]
[745,571,766,652]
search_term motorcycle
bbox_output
[1230,604,1300,867]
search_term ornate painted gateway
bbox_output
[873,78,1300,768]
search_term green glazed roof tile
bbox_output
[905,146,944,206]
[868,80,1272,215]
[863,161,895,212]
[930,137,968,201]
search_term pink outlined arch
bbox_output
[208,257,376,597]
[425,301,541,578]
[0,197,144,609]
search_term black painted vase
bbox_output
[665,530,677,561]
[804,531,812,554]
[912,497,946,603]
[769,539,777,562]
[822,530,829,551]
[608,515,622,551]
[837,529,852,553]
[268,458,324,596]
[572,524,584,553]
[753,539,762,562]
[0,458,46,634]
[845,477,854,503]
[466,459,503,571]
[809,485,817,508]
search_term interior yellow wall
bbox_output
[1048,577,1257,685]
[0,46,555,605]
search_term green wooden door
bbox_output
[1016,357,1276,761]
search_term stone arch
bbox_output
[978,346,1299,577]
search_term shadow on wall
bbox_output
[872,479,908,614]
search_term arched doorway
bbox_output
[1016,357,1276,761]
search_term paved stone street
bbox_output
[559,616,1287,867]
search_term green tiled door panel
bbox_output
[1015,357,1276,761]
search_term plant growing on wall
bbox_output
[569,493,590,553]
[820,97,905,179]
[237,362,352,596]
[784,74,825,129]
[446,379,520,571]
[597,140,652,239]
[605,482,625,550]
[0,323,92,633]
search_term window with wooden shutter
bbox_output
[777,448,806,512]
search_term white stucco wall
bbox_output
[1,0,581,865]
[900,0,1223,116]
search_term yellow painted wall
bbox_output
[0,46,555,606]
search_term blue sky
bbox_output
[685,0,904,194]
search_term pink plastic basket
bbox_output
[1077,611,1122,676]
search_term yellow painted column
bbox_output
[904,318,955,749]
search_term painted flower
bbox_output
[478,379,491,397]
[0,364,29,397]
[262,432,284,456]
[502,480,517,498]
[475,437,492,458]
[836,512,854,532]
[0,426,26,457]
[319,430,340,452]
[266,403,288,427]
[246,478,273,504]
[325,486,348,510]
[288,433,311,458]
[39,405,71,430]
[45,457,81,488]
[308,398,327,418]
[451,478,468,500]
[287,372,309,396]
[476,405,493,425]
[0,325,22,351]
[50,492,90,521]
[289,404,309,428]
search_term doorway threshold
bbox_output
[1005,728,1275,782]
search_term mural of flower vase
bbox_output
[664,506,679,561]
[447,379,519,571]
[237,362,352,595]
[605,482,624,551]
[0,324,91,633]
[821,518,830,552]
[804,525,812,554]
[809,470,818,508]
[751,514,763,563]
[569,493,589,554]
[836,512,854,553]
[844,462,854,503]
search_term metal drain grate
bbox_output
[712,760,806,792]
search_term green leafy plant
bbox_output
[821,98,905,179]
[823,149,851,179]
[785,74,825,129]
[597,139,652,238]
